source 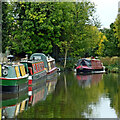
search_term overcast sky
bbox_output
[90,0,119,28]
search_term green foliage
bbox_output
[95,32,108,56]
[2,2,101,61]
[114,14,120,47]
[100,23,120,56]
[2,2,119,65]
[100,56,119,73]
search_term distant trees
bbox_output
[100,23,120,56]
[99,7,120,57]
[114,12,120,48]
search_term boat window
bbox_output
[37,64,40,71]
[41,62,44,69]
[40,63,43,70]
[38,63,41,71]
[32,56,42,60]
[33,64,37,74]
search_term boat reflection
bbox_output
[0,72,58,119]
[46,73,57,95]
[76,74,103,88]
[1,89,29,119]
[29,81,47,106]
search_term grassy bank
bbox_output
[100,56,120,73]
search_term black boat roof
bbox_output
[78,58,91,62]
[78,58,100,62]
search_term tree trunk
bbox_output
[64,48,68,69]
[64,74,67,94]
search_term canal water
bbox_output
[16,72,120,118]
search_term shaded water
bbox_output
[17,72,120,118]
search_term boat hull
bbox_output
[28,70,47,97]
[47,67,57,81]
[76,68,105,75]
[0,74,29,93]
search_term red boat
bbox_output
[76,58,105,74]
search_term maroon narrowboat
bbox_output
[76,58,105,74]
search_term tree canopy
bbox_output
[2,2,119,67]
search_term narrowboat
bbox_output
[76,58,105,74]
[20,55,47,99]
[0,59,29,94]
[29,53,57,80]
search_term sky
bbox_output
[90,0,119,28]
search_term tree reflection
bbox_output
[18,72,119,118]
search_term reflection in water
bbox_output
[1,72,58,119]
[1,89,29,119]
[28,76,47,106]
[76,74,103,88]
[84,95,117,118]
[46,73,57,95]
[31,85,47,106]
[18,72,119,118]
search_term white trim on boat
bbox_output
[0,74,29,80]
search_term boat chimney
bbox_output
[25,54,28,60]
[91,56,95,59]
[7,55,14,61]
[48,54,50,60]
[7,55,14,64]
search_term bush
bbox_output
[100,56,120,73]
[100,56,119,66]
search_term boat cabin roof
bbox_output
[78,58,100,62]
[78,58,91,62]
[29,53,48,68]
[27,60,43,64]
